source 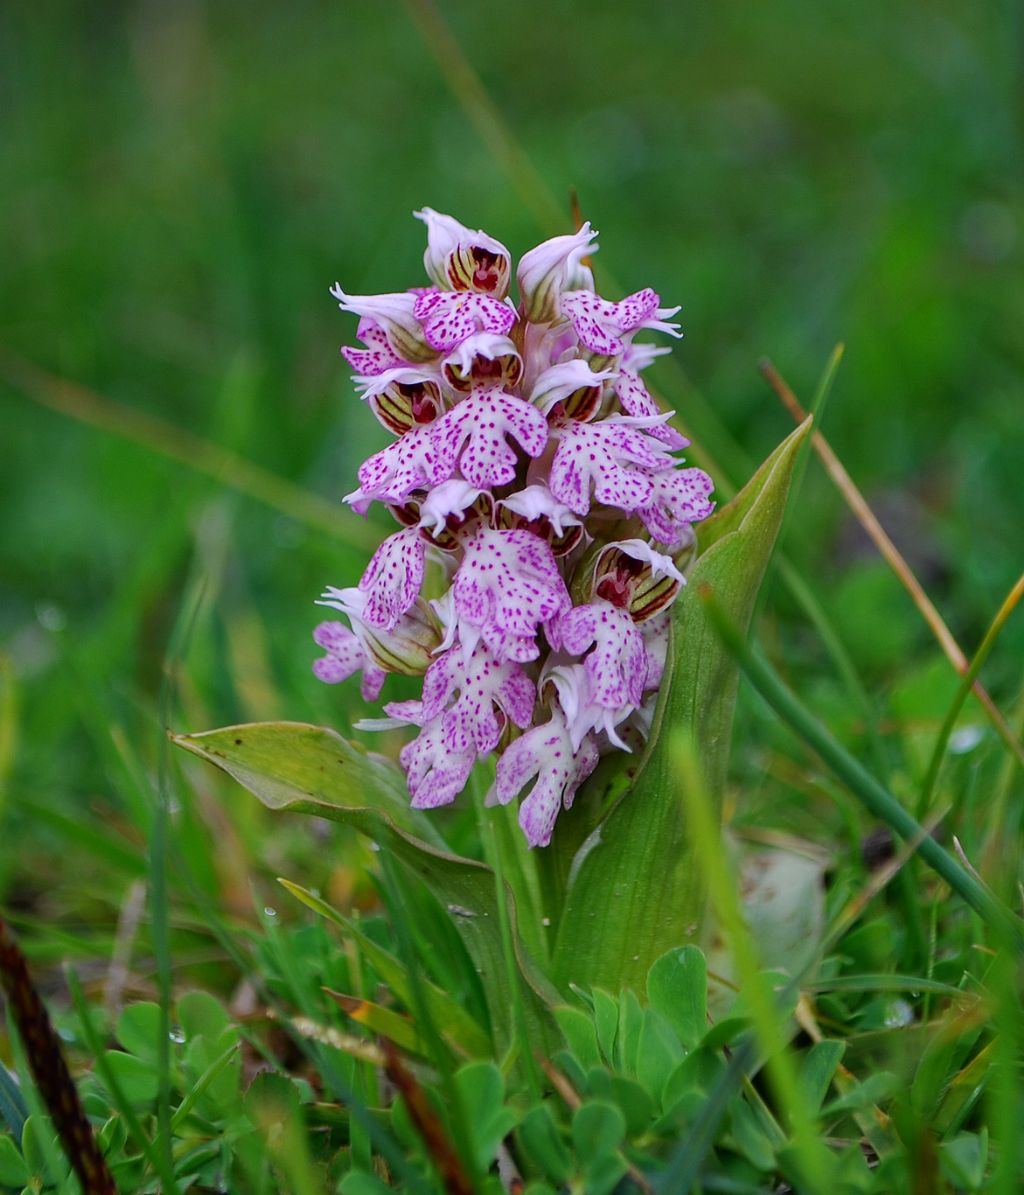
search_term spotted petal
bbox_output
[400,718,477,809]
[561,288,681,356]
[312,620,386,702]
[352,423,449,506]
[488,708,599,847]
[550,417,672,516]
[341,317,405,377]
[641,612,671,693]
[615,369,689,450]
[358,527,428,631]
[418,642,536,755]
[453,526,571,662]
[413,289,516,352]
[548,598,647,710]
[637,467,716,546]
[434,389,548,489]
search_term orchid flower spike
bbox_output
[314,209,714,847]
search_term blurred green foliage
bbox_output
[0,0,1022,1104]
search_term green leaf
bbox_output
[517,1104,571,1185]
[591,990,619,1064]
[453,1062,517,1170]
[729,1098,776,1171]
[940,1130,988,1190]
[585,1070,653,1136]
[615,990,644,1077]
[116,1002,163,1065]
[98,1114,127,1157]
[0,1136,30,1187]
[550,420,812,996]
[798,1040,845,1117]
[102,1051,160,1106]
[176,991,230,1043]
[173,721,558,1054]
[553,1007,601,1072]
[661,1048,726,1116]
[571,1101,625,1160]
[647,946,707,1050]
[581,1153,629,1195]
[635,1009,684,1100]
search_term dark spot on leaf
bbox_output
[234,738,243,746]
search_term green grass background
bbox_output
[1,1,1022,921]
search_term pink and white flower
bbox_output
[315,209,714,846]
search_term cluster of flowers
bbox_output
[313,210,714,847]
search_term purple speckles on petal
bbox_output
[452,526,571,663]
[359,528,428,630]
[400,720,476,808]
[638,467,716,547]
[489,709,599,847]
[615,370,689,450]
[419,641,536,755]
[549,599,647,709]
[311,620,386,702]
[550,418,672,516]
[434,389,548,488]
[355,422,449,505]
[413,289,516,352]
[561,287,679,356]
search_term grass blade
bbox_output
[764,361,1024,773]
[700,587,1024,951]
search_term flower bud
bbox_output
[317,586,442,677]
[530,359,615,422]
[361,597,443,675]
